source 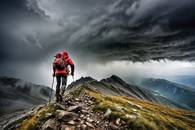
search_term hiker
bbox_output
[53,51,75,102]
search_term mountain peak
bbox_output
[101,75,126,85]
[67,76,95,89]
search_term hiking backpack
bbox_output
[53,57,66,70]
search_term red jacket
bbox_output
[53,56,74,76]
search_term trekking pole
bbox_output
[49,76,54,104]
[72,75,74,82]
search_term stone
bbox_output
[86,122,94,128]
[60,125,68,130]
[86,117,93,123]
[81,124,87,130]
[109,123,118,130]
[80,120,85,124]
[104,108,112,118]
[55,103,66,110]
[67,105,82,113]
[68,120,75,125]
[67,101,76,106]
[127,101,142,109]
[81,109,88,114]
[125,114,137,119]
[80,114,84,118]
[88,100,93,104]
[56,110,78,121]
[96,120,100,124]
[75,98,80,101]
[41,119,57,130]
[64,127,74,130]
[45,113,53,118]
[132,109,137,112]
[115,118,120,125]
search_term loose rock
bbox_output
[67,105,82,113]
[56,110,78,121]
[41,119,57,130]
[104,108,112,118]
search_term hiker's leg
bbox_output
[61,75,67,95]
[56,75,61,102]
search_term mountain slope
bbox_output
[12,80,195,130]
[0,76,53,115]
[168,75,195,89]
[6,76,195,130]
[68,75,157,103]
[139,78,195,110]
[68,75,189,110]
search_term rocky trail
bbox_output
[39,90,123,130]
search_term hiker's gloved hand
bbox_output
[71,72,74,76]
[52,73,55,77]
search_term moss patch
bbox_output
[16,105,55,130]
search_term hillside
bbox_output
[0,76,53,115]
[139,78,195,110]
[167,75,195,89]
[4,76,195,130]
[67,75,158,103]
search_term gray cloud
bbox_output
[0,0,195,85]
[25,0,195,62]
[1,0,195,63]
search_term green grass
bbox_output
[16,104,56,130]
[16,86,195,130]
[87,88,195,130]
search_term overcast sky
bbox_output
[0,0,195,86]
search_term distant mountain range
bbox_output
[166,75,195,89]
[0,76,53,116]
[139,78,195,110]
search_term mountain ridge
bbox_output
[139,78,195,110]
[68,75,158,103]
[9,75,195,130]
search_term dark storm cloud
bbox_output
[1,0,195,64]
[66,0,195,62]
[0,0,195,85]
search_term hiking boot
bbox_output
[56,94,63,102]
[59,94,63,102]
[61,88,65,96]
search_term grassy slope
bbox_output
[17,86,195,130]
[16,105,56,130]
[85,86,195,130]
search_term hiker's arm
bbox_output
[70,64,74,76]
[68,58,75,76]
